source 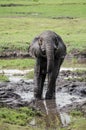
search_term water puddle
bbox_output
[29,99,71,128]
[0,67,85,82]
[13,80,86,127]
[0,69,34,75]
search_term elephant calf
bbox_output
[28,30,66,99]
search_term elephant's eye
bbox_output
[39,41,42,46]
[38,37,43,46]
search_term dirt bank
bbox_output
[0,49,86,63]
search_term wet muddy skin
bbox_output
[0,69,86,127]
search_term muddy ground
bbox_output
[0,70,86,110]
[0,69,86,126]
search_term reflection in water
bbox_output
[30,99,70,129]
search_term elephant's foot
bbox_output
[34,94,42,100]
[45,92,55,100]
[34,88,42,100]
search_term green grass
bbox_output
[0,74,9,82]
[0,17,86,53]
[0,0,85,4]
[0,58,35,69]
[0,107,40,126]
[68,110,86,130]
[63,58,86,68]
[70,110,83,117]
[0,123,45,130]
[0,3,86,18]
[0,1,86,130]
[0,58,85,70]
[0,108,86,130]
[0,0,86,54]
[25,70,34,79]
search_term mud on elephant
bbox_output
[28,30,66,99]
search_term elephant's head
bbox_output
[28,36,55,73]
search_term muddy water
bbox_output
[0,68,86,128]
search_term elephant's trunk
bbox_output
[45,41,54,73]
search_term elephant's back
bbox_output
[40,30,58,39]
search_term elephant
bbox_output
[28,30,66,99]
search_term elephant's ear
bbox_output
[54,37,59,49]
[33,36,39,43]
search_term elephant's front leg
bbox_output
[34,58,46,99]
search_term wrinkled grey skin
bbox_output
[28,30,66,99]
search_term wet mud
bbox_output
[0,69,86,127]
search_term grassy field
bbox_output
[0,58,35,69]
[0,1,86,129]
[0,58,86,70]
[0,74,9,82]
[0,0,86,54]
[0,107,86,130]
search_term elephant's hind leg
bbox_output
[34,58,47,99]
[34,74,46,99]
[45,70,56,99]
